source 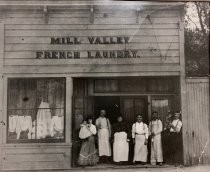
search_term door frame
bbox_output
[120,96,148,124]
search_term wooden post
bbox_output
[179,6,188,165]
[148,95,151,122]
[66,77,73,145]
[0,10,4,170]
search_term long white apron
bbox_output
[151,134,163,163]
[133,135,148,162]
[98,128,111,156]
[113,132,129,162]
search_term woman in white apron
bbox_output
[112,116,129,164]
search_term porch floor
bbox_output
[72,163,182,171]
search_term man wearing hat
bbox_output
[168,111,183,164]
[132,114,149,164]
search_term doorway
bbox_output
[94,96,148,125]
[72,77,183,167]
[94,96,120,124]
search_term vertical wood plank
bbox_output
[147,95,151,122]
[2,76,7,145]
[186,79,210,165]
[0,14,4,170]
[178,7,188,165]
[66,77,73,145]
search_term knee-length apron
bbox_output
[133,135,148,162]
[98,128,111,156]
[113,132,129,162]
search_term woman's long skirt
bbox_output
[78,135,99,166]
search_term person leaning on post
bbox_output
[132,114,149,165]
[168,111,183,165]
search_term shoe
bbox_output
[157,162,163,166]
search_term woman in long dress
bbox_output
[78,117,99,166]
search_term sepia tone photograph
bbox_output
[0,0,209,171]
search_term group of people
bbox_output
[77,109,182,166]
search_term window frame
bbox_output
[6,77,66,144]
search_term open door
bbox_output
[150,96,177,127]
[120,97,148,125]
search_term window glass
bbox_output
[7,78,65,143]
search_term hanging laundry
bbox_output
[16,116,32,139]
[36,101,52,139]
[9,115,18,133]
[8,115,18,140]
[50,115,64,138]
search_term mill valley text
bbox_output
[36,37,139,59]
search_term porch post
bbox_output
[66,77,73,145]
[179,7,188,165]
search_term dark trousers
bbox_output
[165,132,183,164]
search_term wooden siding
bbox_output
[3,7,181,74]
[0,4,184,170]
[184,78,210,165]
[1,146,71,170]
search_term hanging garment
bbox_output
[95,117,111,157]
[149,119,163,164]
[9,115,18,133]
[36,122,49,139]
[16,116,32,139]
[113,132,129,162]
[50,116,64,138]
[36,101,52,138]
[132,122,149,162]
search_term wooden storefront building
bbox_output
[0,0,209,170]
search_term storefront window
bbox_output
[7,78,65,143]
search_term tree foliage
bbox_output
[184,2,209,77]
